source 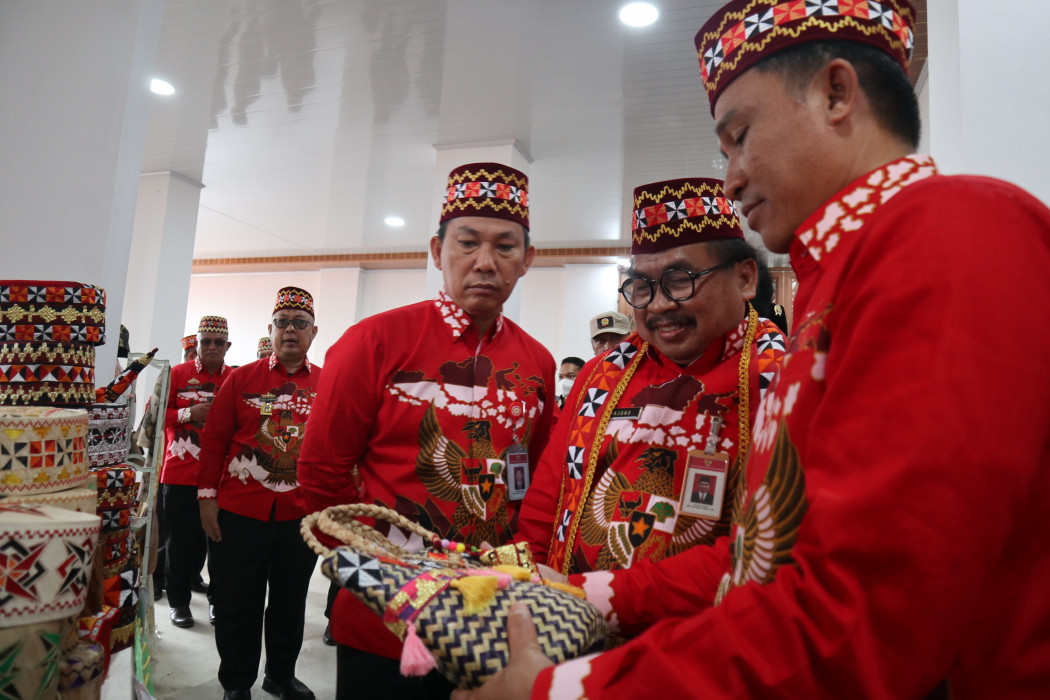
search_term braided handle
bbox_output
[300,503,440,559]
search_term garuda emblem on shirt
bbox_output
[226,382,311,491]
[578,441,712,569]
[715,420,808,604]
[416,402,531,547]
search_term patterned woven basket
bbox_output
[302,503,607,688]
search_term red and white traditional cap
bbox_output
[631,177,743,255]
[0,280,107,346]
[180,335,197,350]
[695,0,916,112]
[257,336,273,354]
[273,287,314,316]
[439,163,529,231]
[197,316,228,334]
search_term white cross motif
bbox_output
[336,551,383,588]
[566,445,585,480]
[577,388,609,418]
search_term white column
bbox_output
[124,172,203,368]
[0,0,164,381]
[927,0,1050,205]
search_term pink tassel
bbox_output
[400,623,437,677]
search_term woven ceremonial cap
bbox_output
[695,0,916,112]
[180,335,197,350]
[589,312,630,339]
[273,286,314,316]
[198,316,228,334]
[439,163,529,231]
[632,177,743,255]
[257,336,273,354]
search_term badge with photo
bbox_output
[680,450,728,520]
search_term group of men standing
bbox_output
[156,0,1050,698]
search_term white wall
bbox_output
[184,261,622,375]
[187,271,321,367]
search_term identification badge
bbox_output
[679,450,729,520]
[505,445,530,501]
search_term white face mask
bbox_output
[559,377,576,396]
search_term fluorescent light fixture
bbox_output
[384,216,406,227]
[150,78,175,95]
[619,2,658,27]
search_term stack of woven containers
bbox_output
[0,279,137,698]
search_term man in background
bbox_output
[555,356,584,411]
[588,310,630,355]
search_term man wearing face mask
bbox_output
[517,177,786,576]
[556,357,584,411]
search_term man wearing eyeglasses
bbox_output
[198,287,322,700]
[516,177,785,576]
[160,315,233,629]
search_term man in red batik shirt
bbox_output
[517,176,785,577]
[457,2,1050,699]
[161,315,231,629]
[298,162,556,700]
[198,286,322,700]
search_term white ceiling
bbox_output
[140,0,741,263]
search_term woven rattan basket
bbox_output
[302,503,607,688]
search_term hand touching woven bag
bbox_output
[302,504,608,689]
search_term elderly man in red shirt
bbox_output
[198,287,322,700]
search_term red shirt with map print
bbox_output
[196,354,321,521]
[529,156,1050,699]
[160,356,231,486]
[298,289,556,658]
[517,315,785,575]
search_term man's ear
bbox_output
[521,245,536,276]
[429,236,444,270]
[820,58,860,127]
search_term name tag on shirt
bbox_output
[609,407,642,421]
[506,446,530,501]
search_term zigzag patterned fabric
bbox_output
[320,547,607,688]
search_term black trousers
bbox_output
[161,483,207,606]
[336,645,455,700]
[209,509,317,691]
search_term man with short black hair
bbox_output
[556,356,584,410]
[459,2,1050,697]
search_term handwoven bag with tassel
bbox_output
[302,503,608,689]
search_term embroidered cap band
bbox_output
[439,163,529,231]
[632,178,743,255]
[257,337,273,354]
[695,0,916,111]
[198,316,228,335]
[273,286,314,316]
[181,335,197,350]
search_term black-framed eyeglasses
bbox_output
[618,260,734,309]
[198,338,226,346]
[273,318,312,330]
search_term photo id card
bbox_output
[506,445,530,501]
[679,450,729,520]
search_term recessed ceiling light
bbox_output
[150,78,175,96]
[619,2,658,27]
[384,216,405,227]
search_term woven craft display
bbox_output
[0,486,97,514]
[303,504,608,689]
[0,406,91,495]
[86,404,130,468]
[59,639,104,692]
[0,504,100,626]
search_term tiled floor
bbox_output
[103,566,337,699]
